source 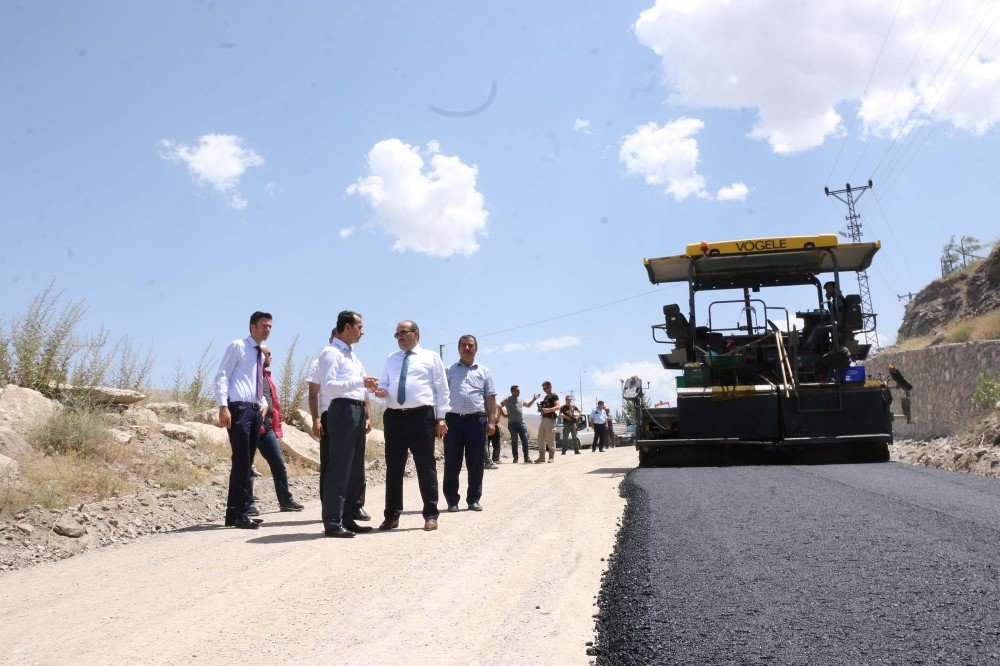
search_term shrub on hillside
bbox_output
[30,403,125,462]
[972,371,1000,412]
[0,283,156,395]
[277,335,310,419]
[169,343,215,410]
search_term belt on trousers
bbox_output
[228,401,260,409]
[447,412,486,419]
[332,398,365,407]
[386,405,434,414]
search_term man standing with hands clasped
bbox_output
[214,311,272,530]
[443,335,497,513]
[375,321,450,532]
[316,311,380,538]
[591,400,610,453]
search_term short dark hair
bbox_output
[823,281,836,289]
[597,400,605,405]
[250,311,272,326]
[336,311,361,333]
[458,334,477,346]
[329,328,336,340]
[511,385,519,393]
[542,381,551,388]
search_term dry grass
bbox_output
[0,452,134,518]
[894,335,933,351]
[31,404,126,462]
[945,309,1000,344]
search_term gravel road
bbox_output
[0,448,633,665]
[596,461,1000,665]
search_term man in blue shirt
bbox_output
[443,335,497,512]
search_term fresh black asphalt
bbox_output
[594,462,1000,665]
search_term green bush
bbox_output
[30,403,123,462]
[972,371,1000,412]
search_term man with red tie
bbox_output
[214,311,272,530]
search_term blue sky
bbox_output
[2,1,998,411]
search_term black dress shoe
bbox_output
[324,525,356,538]
[354,507,371,521]
[344,521,374,533]
[468,502,483,512]
[232,516,260,529]
[225,516,263,526]
[280,501,305,512]
[378,518,399,531]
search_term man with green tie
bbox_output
[374,320,450,532]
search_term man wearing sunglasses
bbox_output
[374,321,450,532]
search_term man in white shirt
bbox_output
[374,320,450,532]
[308,328,371,521]
[316,311,380,538]
[591,400,609,453]
[213,311,272,530]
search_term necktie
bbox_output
[255,345,264,403]
[397,350,413,404]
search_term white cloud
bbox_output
[716,182,749,202]
[634,0,1000,153]
[536,336,582,352]
[589,360,679,409]
[346,138,488,258]
[573,118,592,134]
[481,336,581,355]
[158,134,263,209]
[264,182,277,195]
[338,227,354,239]
[619,117,708,200]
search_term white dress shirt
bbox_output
[213,336,268,408]
[591,408,608,425]
[380,345,450,419]
[315,338,367,409]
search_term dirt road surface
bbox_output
[0,448,632,665]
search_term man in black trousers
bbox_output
[308,329,370,521]
[375,320,450,532]
[317,311,380,538]
[214,311,273,529]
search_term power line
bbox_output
[825,0,904,185]
[871,0,997,183]
[478,285,679,339]
[849,0,948,179]
[875,1,1000,190]
[876,21,1000,198]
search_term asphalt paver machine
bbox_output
[626,234,894,466]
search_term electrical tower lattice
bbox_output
[824,180,879,351]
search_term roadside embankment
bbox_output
[869,340,1000,440]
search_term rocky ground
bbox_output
[0,383,413,574]
[891,411,1000,478]
[0,457,410,573]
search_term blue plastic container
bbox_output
[841,366,866,383]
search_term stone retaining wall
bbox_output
[869,340,1000,439]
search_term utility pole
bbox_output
[897,292,917,303]
[438,344,445,361]
[824,179,879,350]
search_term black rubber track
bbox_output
[595,462,1000,665]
